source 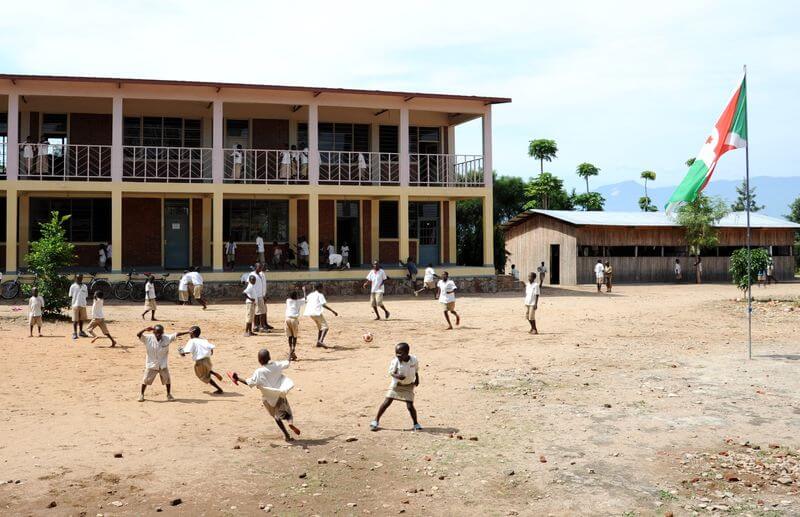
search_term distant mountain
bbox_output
[596,176,800,218]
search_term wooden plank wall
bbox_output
[577,256,795,283]
[576,226,795,247]
[504,214,577,285]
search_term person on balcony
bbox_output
[22,136,35,175]
[37,137,49,175]
[357,152,368,181]
[299,147,309,179]
[232,144,244,180]
[279,146,292,179]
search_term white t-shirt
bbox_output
[304,291,327,317]
[247,361,291,405]
[29,296,44,317]
[423,267,436,283]
[300,148,309,165]
[299,241,310,256]
[594,263,605,278]
[91,298,104,319]
[525,282,541,306]
[256,237,265,253]
[140,333,177,370]
[537,265,547,274]
[674,263,682,274]
[145,281,156,300]
[178,273,191,291]
[243,281,260,300]
[98,249,106,263]
[257,271,267,298]
[232,149,243,164]
[38,142,49,155]
[697,261,703,273]
[389,355,419,387]
[437,279,457,303]
[273,248,282,258]
[366,269,387,293]
[285,298,305,318]
[328,253,343,266]
[106,244,112,259]
[23,144,34,159]
[189,271,203,285]
[511,268,519,280]
[327,244,336,256]
[226,242,237,254]
[280,151,291,165]
[341,245,350,256]
[69,283,88,307]
[182,337,215,361]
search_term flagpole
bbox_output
[744,64,753,360]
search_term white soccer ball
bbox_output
[362,332,374,343]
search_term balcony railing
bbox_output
[319,151,400,185]
[123,146,211,182]
[0,142,6,178]
[410,153,484,187]
[223,148,309,184]
[19,143,112,181]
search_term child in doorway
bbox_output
[229,348,301,442]
[370,342,421,431]
[525,272,540,334]
[87,290,117,347]
[225,237,237,270]
[284,286,306,360]
[340,241,350,269]
[142,274,158,321]
[28,286,44,337]
[179,326,224,395]
[303,283,338,347]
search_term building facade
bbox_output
[503,210,798,285]
[0,75,509,280]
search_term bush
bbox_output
[23,212,76,318]
[729,247,771,291]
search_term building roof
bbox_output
[0,73,512,105]
[502,209,800,230]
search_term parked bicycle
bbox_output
[86,271,113,299]
[113,269,145,301]
[0,271,39,299]
[154,273,179,302]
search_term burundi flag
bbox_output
[666,75,748,214]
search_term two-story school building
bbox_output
[0,74,509,280]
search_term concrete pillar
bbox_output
[212,100,223,184]
[399,194,409,262]
[111,96,123,181]
[446,125,456,154]
[308,193,319,270]
[5,189,17,273]
[370,199,379,262]
[448,199,457,265]
[18,194,29,267]
[212,191,224,271]
[111,190,122,273]
[370,123,380,153]
[202,196,212,268]
[7,94,19,181]
[288,198,298,247]
[399,106,409,186]
[482,194,494,267]
[482,107,493,187]
[308,103,319,184]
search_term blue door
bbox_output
[164,199,190,270]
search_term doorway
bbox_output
[418,218,439,266]
[164,199,190,269]
[336,201,360,265]
[549,244,560,285]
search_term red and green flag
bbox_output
[666,75,748,214]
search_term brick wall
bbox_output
[123,198,162,268]
[379,240,399,264]
[362,200,372,264]
[191,198,202,267]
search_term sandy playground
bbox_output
[1,282,799,516]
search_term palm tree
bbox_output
[528,139,558,173]
[640,170,656,204]
[576,162,600,194]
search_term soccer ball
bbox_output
[362,332,374,343]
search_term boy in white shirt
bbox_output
[189,268,208,309]
[98,244,107,270]
[179,326,223,395]
[435,271,460,330]
[87,291,117,347]
[69,274,89,339]
[230,348,301,442]
[28,286,44,337]
[232,144,243,180]
[22,136,34,174]
[525,272,540,334]
[340,242,350,268]
[256,234,266,263]
[298,237,310,269]
[414,263,439,298]
[225,237,237,270]
[136,325,192,402]
[674,259,682,282]
[370,342,421,432]
[243,274,259,336]
[284,287,306,360]
[536,261,547,287]
[363,261,390,320]
[272,242,283,270]
[178,270,191,305]
[254,263,273,332]
[594,259,605,293]
[141,274,158,321]
[303,283,338,348]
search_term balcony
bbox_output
[410,153,484,187]
[19,143,111,181]
[223,148,308,184]
[319,151,399,186]
[122,146,211,182]
[0,141,5,178]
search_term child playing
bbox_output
[370,342,421,432]
[414,263,439,298]
[87,291,117,347]
[525,272,540,334]
[28,287,44,337]
[272,241,283,270]
[340,241,350,269]
[178,326,224,395]
[243,273,259,336]
[142,274,158,321]
[69,274,89,339]
[229,348,301,442]
[225,237,237,270]
[285,286,306,360]
[364,261,390,320]
[303,283,338,347]
[136,325,191,402]
[435,271,460,329]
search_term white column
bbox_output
[482,107,493,187]
[308,103,319,184]
[446,125,456,154]
[399,106,409,186]
[212,100,223,184]
[7,93,19,181]
[111,96,123,181]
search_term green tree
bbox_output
[572,191,605,211]
[524,172,573,210]
[730,179,764,212]
[640,170,656,206]
[686,157,696,167]
[576,162,600,194]
[785,197,800,267]
[638,196,657,212]
[729,247,771,291]
[676,194,729,257]
[24,212,76,318]
[528,139,558,174]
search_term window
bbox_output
[0,112,7,135]
[637,245,662,257]
[379,200,398,239]
[409,126,441,154]
[30,198,111,242]
[605,246,636,257]
[42,114,67,136]
[772,245,792,257]
[123,117,141,146]
[297,123,369,152]
[124,117,202,147]
[408,202,439,239]
[578,245,603,257]
[223,200,288,242]
[379,125,398,153]
[226,120,249,138]
[663,246,688,256]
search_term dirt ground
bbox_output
[1,282,799,517]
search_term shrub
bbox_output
[729,247,771,291]
[23,212,76,318]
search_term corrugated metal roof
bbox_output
[503,209,800,229]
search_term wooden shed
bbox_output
[502,210,799,285]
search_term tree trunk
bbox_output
[540,159,544,174]
[644,180,648,200]
[585,176,590,194]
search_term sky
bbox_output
[1,0,798,193]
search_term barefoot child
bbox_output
[285,287,306,360]
[28,287,44,337]
[370,342,421,431]
[243,273,259,336]
[179,326,223,394]
[69,274,89,339]
[364,261,390,320]
[303,283,338,348]
[525,272,540,334]
[414,263,438,298]
[137,325,191,402]
[435,271,460,329]
[230,348,301,442]
[87,290,117,347]
[142,274,157,321]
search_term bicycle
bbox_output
[154,273,179,302]
[113,269,143,301]
[0,271,39,299]
[86,271,113,299]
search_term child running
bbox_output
[87,290,117,347]
[525,272,540,334]
[178,326,224,395]
[364,261,390,320]
[435,271,460,329]
[285,286,306,360]
[414,263,439,298]
[28,287,44,337]
[370,342,421,432]
[142,274,158,321]
[136,325,191,402]
[229,348,301,442]
[303,283,338,348]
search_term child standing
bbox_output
[284,287,306,360]
[364,261,390,320]
[225,237,237,270]
[303,283,338,348]
[87,291,117,347]
[142,274,158,321]
[28,287,44,337]
[243,273,259,336]
[69,274,89,339]
[370,342,421,431]
[179,326,224,395]
[136,325,191,402]
[340,241,350,269]
[272,242,283,270]
[435,271,460,329]
[230,348,301,442]
[525,272,540,334]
